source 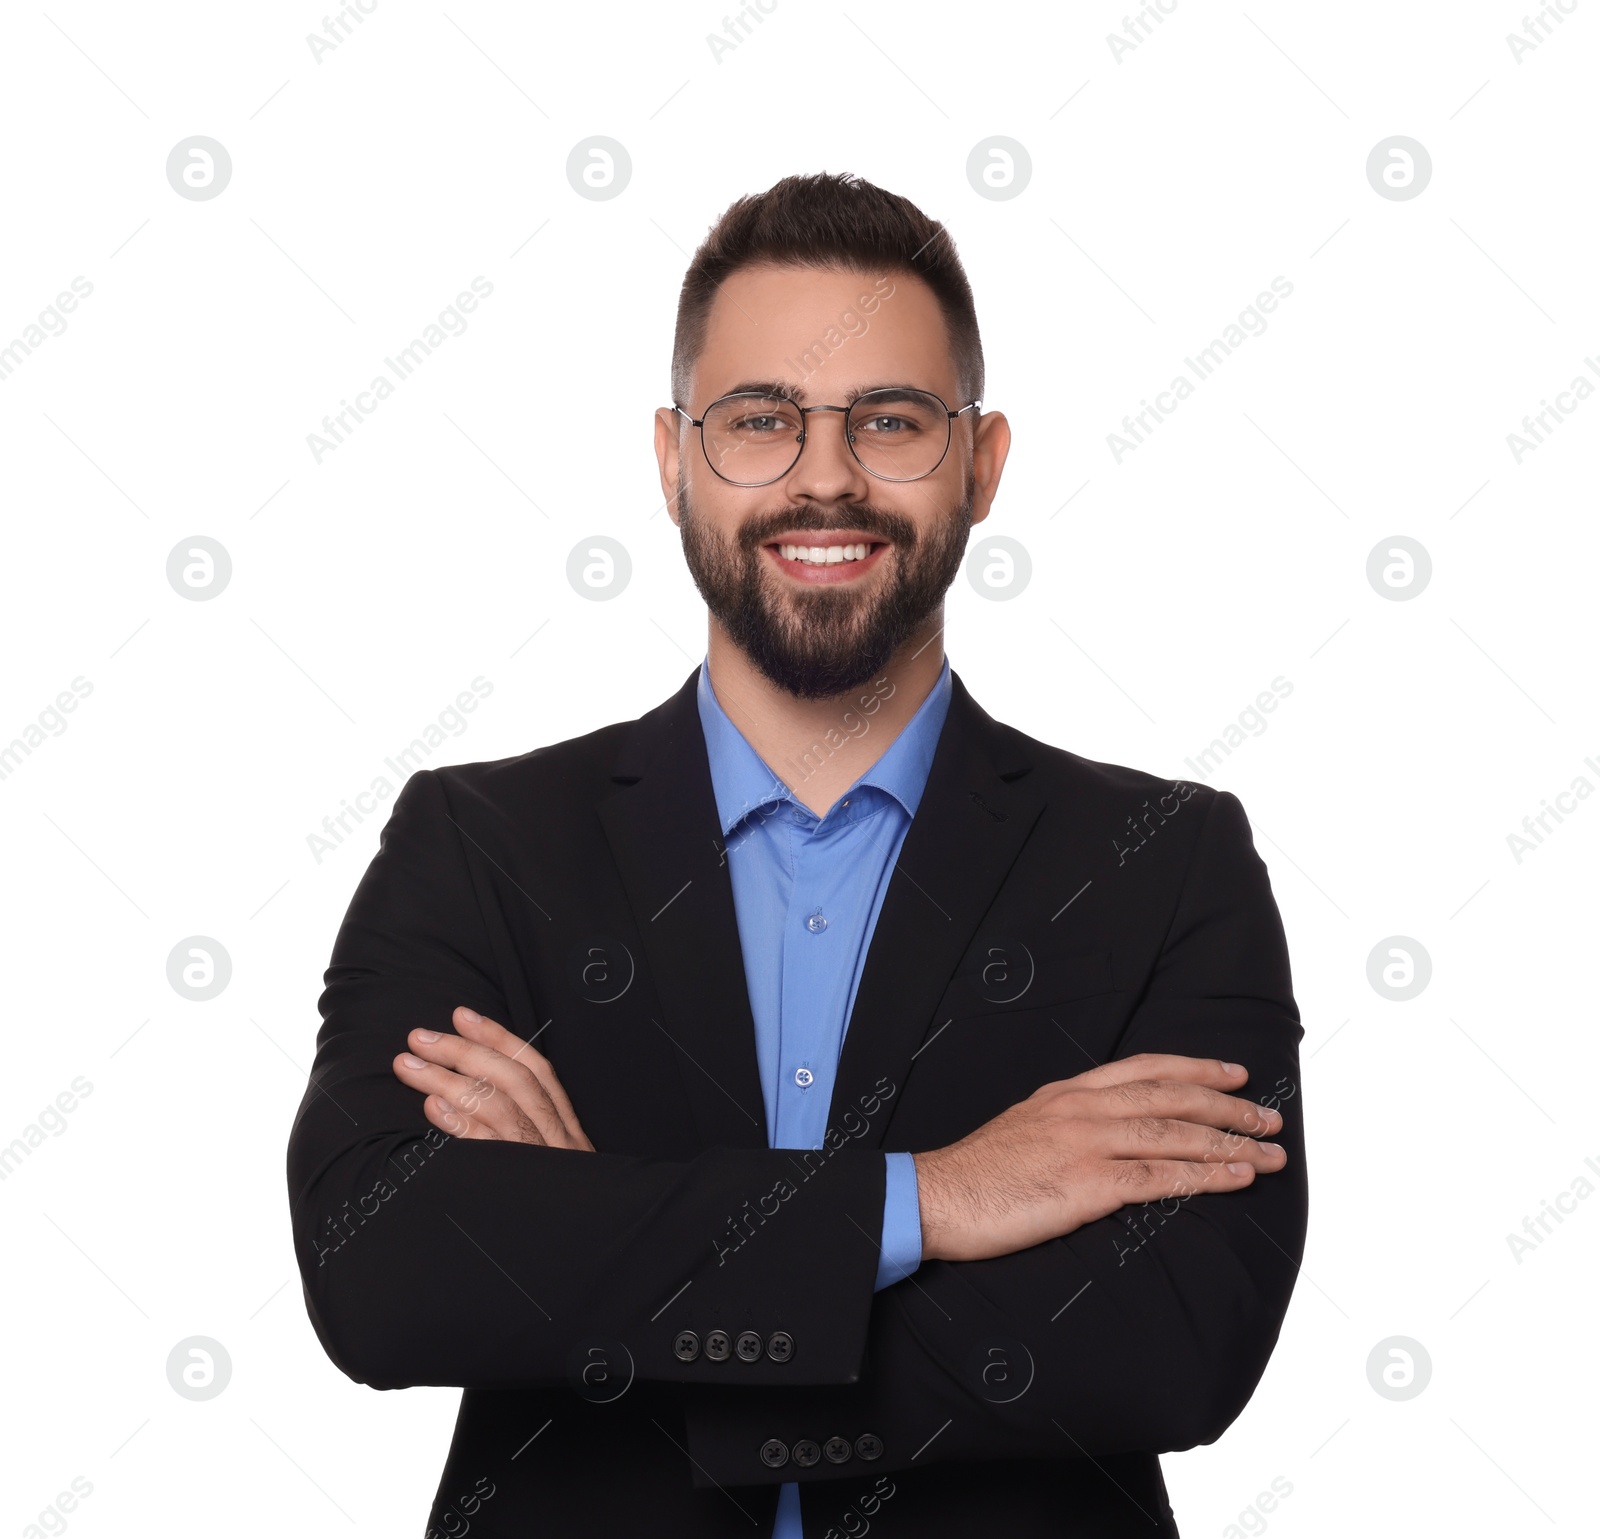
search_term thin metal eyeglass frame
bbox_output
[673,387,982,486]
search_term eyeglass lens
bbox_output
[700,389,952,484]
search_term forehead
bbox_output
[692,261,956,405]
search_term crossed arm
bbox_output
[391,1015,1295,1479]
[391,1011,1286,1264]
[288,768,1305,1486]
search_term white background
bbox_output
[1,2,1595,1534]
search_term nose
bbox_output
[782,407,870,503]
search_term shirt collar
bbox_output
[696,654,953,836]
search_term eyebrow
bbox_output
[716,380,936,406]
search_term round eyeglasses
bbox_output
[673,387,981,487]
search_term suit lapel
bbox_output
[596,669,769,1150]
[827,671,1047,1148]
[596,665,1048,1157]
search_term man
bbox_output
[287,171,1306,1538]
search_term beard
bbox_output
[676,468,975,701]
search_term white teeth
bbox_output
[781,542,873,565]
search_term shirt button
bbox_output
[793,1067,814,1088]
[806,913,828,934]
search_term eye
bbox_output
[855,413,916,434]
[719,405,802,438]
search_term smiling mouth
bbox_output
[764,539,890,581]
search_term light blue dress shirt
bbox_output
[695,654,950,1539]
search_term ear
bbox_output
[654,408,684,527]
[967,409,1011,528]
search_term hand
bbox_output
[392,1006,595,1150]
[911,1054,1285,1263]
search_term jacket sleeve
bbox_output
[681,787,1309,1487]
[286,767,888,1393]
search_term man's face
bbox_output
[656,261,1003,701]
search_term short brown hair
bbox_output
[670,170,984,408]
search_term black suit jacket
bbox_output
[286,666,1307,1538]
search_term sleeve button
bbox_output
[672,1330,700,1362]
[704,1329,731,1361]
[735,1330,763,1362]
[822,1436,852,1464]
[792,1439,821,1468]
[766,1330,794,1363]
[854,1433,884,1461]
[760,1439,789,1468]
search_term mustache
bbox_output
[736,505,918,552]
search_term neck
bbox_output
[704,611,947,817]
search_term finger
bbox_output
[1072,1053,1249,1093]
[454,1006,555,1070]
[1104,1115,1287,1168]
[453,1008,593,1150]
[1105,1156,1262,1204]
[453,1008,594,1149]
[1095,1078,1282,1138]
[393,1052,544,1144]
[423,1091,498,1141]
[405,1032,573,1147]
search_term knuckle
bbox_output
[1132,1115,1170,1145]
[1170,1165,1202,1193]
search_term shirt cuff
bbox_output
[873,1151,923,1291]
